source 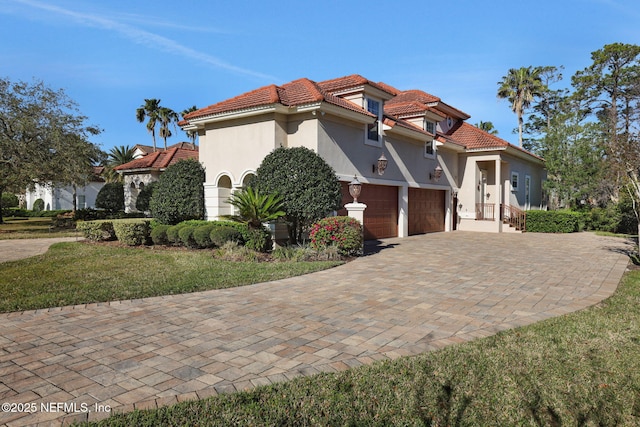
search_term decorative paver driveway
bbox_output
[0,232,631,426]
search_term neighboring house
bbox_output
[24,166,106,211]
[180,74,546,239]
[132,142,197,159]
[114,145,199,212]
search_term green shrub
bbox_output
[244,227,272,252]
[150,159,205,225]
[74,208,107,221]
[151,224,170,245]
[310,216,363,256]
[76,220,116,241]
[178,225,198,248]
[32,198,45,212]
[526,210,581,233]
[166,223,187,245]
[193,224,215,248]
[210,226,244,247]
[1,193,19,210]
[96,182,124,213]
[113,220,151,246]
[135,181,157,213]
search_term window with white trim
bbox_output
[424,140,435,157]
[425,120,435,135]
[366,98,380,143]
[511,172,519,191]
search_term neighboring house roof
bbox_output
[114,146,199,172]
[133,142,196,156]
[91,166,106,182]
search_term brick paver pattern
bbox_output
[0,232,631,426]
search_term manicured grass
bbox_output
[0,242,342,313]
[81,270,640,426]
[0,216,79,239]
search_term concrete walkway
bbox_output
[0,237,82,264]
[0,232,632,426]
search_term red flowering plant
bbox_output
[309,216,363,257]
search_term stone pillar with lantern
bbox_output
[344,176,366,252]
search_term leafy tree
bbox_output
[136,98,161,152]
[158,107,178,151]
[181,106,198,145]
[95,182,124,213]
[0,78,101,223]
[497,66,546,147]
[251,146,342,244]
[572,43,640,252]
[227,187,285,229]
[150,159,205,224]
[474,121,498,135]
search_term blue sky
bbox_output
[1,0,639,153]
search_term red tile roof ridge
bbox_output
[317,74,396,96]
[114,147,199,171]
[449,122,543,160]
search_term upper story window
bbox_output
[424,140,435,157]
[366,98,380,143]
[425,120,435,136]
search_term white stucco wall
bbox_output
[25,181,104,210]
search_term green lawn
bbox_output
[0,242,342,313]
[80,270,640,426]
[0,216,79,239]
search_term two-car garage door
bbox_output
[340,183,445,240]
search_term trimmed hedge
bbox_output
[76,220,116,241]
[178,225,198,248]
[210,226,244,247]
[78,219,152,244]
[525,210,581,233]
[151,224,170,245]
[113,220,152,246]
[193,224,215,248]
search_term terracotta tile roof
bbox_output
[386,89,441,105]
[446,122,543,159]
[316,74,395,96]
[114,147,199,171]
[184,77,377,121]
[383,116,433,137]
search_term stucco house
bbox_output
[23,166,105,211]
[114,144,199,213]
[180,74,546,239]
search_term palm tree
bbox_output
[497,67,545,147]
[181,105,198,145]
[227,187,285,229]
[136,99,161,152]
[103,145,136,183]
[475,121,498,135]
[157,107,178,151]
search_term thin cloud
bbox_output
[7,0,276,81]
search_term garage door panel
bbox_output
[340,182,397,240]
[408,188,445,235]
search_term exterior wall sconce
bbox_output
[372,153,388,175]
[348,175,362,203]
[430,165,443,181]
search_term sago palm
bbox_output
[497,67,545,147]
[227,187,286,229]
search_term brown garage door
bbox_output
[408,188,445,235]
[340,182,398,240]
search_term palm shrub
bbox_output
[310,216,363,257]
[227,187,285,229]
